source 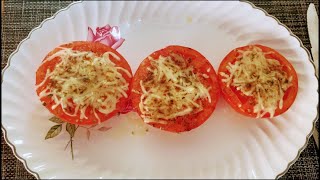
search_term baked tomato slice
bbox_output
[130,45,220,133]
[36,41,132,125]
[217,44,298,118]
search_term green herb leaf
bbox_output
[45,124,62,140]
[49,116,65,124]
[66,123,76,138]
[98,126,112,132]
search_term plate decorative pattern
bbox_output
[1,1,318,179]
[87,24,125,49]
[42,23,125,161]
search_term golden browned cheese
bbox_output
[137,54,211,124]
[220,46,292,118]
[37,47,131,123]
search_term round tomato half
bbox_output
[36,41,132,125]
[131,45,220,133]
[217,44,298,118]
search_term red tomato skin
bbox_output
[130,45,220,133]
[217,44,298,118]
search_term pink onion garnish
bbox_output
[87,24,125,49]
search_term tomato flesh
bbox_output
[217,44,298,118]
[35,41,133,125]
[130,45,220,133]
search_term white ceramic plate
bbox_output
[2,1,318,179]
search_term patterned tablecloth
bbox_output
[1,0,319,179]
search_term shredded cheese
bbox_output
[37,48,131,123]
[202,74,209,79]
[219,46,292,118]
[137,54,211,124]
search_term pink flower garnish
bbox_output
[87,24,125,49]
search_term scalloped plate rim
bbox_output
[1,0,318,179]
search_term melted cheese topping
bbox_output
[37,48,131,123]
[220,46,292,118]
[138,54,211,124]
